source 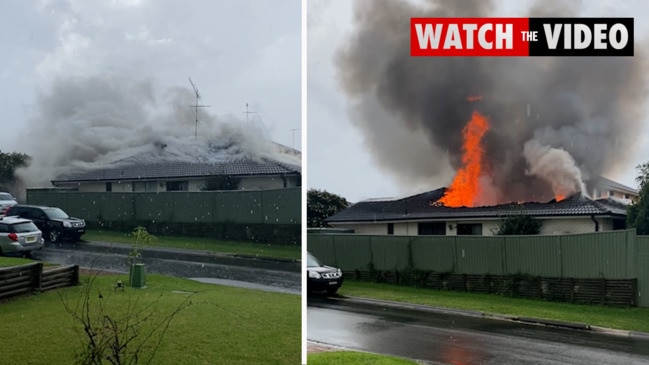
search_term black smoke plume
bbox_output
[337,0,648,203]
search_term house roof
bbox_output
[589,176,639,195]
[52,158,301,184]
[326,188,628,223]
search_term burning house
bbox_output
[325,188,628,236]
[335,0,647,213]
[14,76,301,195]
[50,141,301,193]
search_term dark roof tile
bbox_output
[53,158,300,183]
[326,188,627,223]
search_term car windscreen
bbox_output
[0,193,14,201]
[12,222,39,233]
[44,208,70,220]
[307,253,322,267]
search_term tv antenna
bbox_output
[243,103,257,124]
[188,77,211,140]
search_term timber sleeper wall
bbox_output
[344,270,638,307]
[0,263,79,301]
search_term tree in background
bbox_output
[627,162,649,235]
[0,150,30,190]
[307,189,349,228]
[495,215,542,235]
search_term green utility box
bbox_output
[129,263,147,288]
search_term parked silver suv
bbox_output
[0,192,17,215]
[0,216,44,256]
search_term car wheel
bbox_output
[49,229,61,243]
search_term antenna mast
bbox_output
[188,77,211,140]
[243,103,257,124]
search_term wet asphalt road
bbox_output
[31,241,301,295]
[308,297,649,364]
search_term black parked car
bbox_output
[5,205,86,243]
[307,252,343,295]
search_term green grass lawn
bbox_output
[83,229,301,260]
[0,273,300,365]
[339,280,649,333]
[0,256,35,267]
[308,351,419,365]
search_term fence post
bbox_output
[600,278,606,305]
[485,274,491,294]
[72,265,80,285]
[33,262,44,292]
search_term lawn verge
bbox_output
[307,350,420,365]
[0,273,300,364]
[338,280,649,333]
[83,229,300,260]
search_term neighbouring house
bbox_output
[586,176,639,204]
[325,188,629,236]
[51,143,301,193]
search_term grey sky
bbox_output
[307,0,649,203]
[1,0,301,185]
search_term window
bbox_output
[387,223,394,235]
[457,223,483,236]
[608,190,614,197]
[20,208,44,221]
[166,181,188,191]
[418,222,446,235]
[106,182,112,192]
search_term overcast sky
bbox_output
[307,0,649,203]
[1,0,301,158]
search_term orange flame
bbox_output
[555,195,565,202]
[439,111,490,207]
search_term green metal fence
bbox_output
[26,188,300,225]
[308,230,649,307]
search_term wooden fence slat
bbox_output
[0,264,81,302]
[0,287,31,300]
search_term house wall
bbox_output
[238,176,276,190]
[55,175,299,192]
[540,217,601,235]
[347,223,391,235]
[188,179,205,191]
[75,183,104,192]
[332,217,618,236]
[394,222,418,235]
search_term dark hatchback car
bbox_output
[5,205,86,243]
[307,252,343,295]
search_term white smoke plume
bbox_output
[14,75,299,188]
[523,140,586,199]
